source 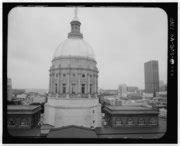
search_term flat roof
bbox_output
[104,105,158,114]
[8,105,40,111]
[105,105,154,111]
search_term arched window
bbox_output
[138,118,145,125]
[82,74,85,78]
[8,119,15,127]
[115,118,123,126]
[63,73,66,77]
[127,118,134,125]
[149,118,156,125]
[20,118,28,126]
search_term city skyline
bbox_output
[8,7,167,90]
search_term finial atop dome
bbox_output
[72,7,80,22]
[68,7,83,39]
[75,7,78,17]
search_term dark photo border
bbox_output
[2,2,177,144]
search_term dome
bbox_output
[53,38,95,59]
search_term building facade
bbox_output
[118,84,127,98]
[104,105,159,128]
[7,105,41,129]
[44,9,101,129]
[144,60,159,94]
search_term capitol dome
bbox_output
[53,38,95,59]
[53,9,95,60]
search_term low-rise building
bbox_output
[104,105,159,128]
[7,105,41,129]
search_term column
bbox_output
[87,73,90,93]
[78,72,81,97]
[52,73,54,94]
[66,72,70,98]
[87,73,91,98]
[94,74,96,94]
[57,72,59,94]
[59,72,61,95]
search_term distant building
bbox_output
[102,97,122,106]
[144,60,159,95]
[12,89,26,95]
[159,80,167,91]
[118,84,141,99]
[7,105,41,129]
[99,89,118,96]
[16,94,27,100]
[118,84,127,98]
[127,86,138,93]
[8,78,12,101]
[104,105,159,128]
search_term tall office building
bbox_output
[144,60,159,94]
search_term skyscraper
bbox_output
[144,60,159,95]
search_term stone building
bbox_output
[104,105,159,128]
[7,105,41,129]
[43,8,101,129]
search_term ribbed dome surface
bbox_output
[53,38,95,59]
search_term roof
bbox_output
[47,125,97,138]
[53,38,95,60]
[107,105,152,110]
[41,124,54,130]
[8,105,41,115]
[104,105,158,114]
[8,128,41,137]
[8,105,40,110]
[95,118,166,139]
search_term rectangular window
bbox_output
[63,84,66,94]
[90,84,92,94]
[72,83,76,94]
[55,83,57,93]
[81,84,85,94]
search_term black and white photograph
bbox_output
[3,2,177,143]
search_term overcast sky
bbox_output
[8,7,167,90]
